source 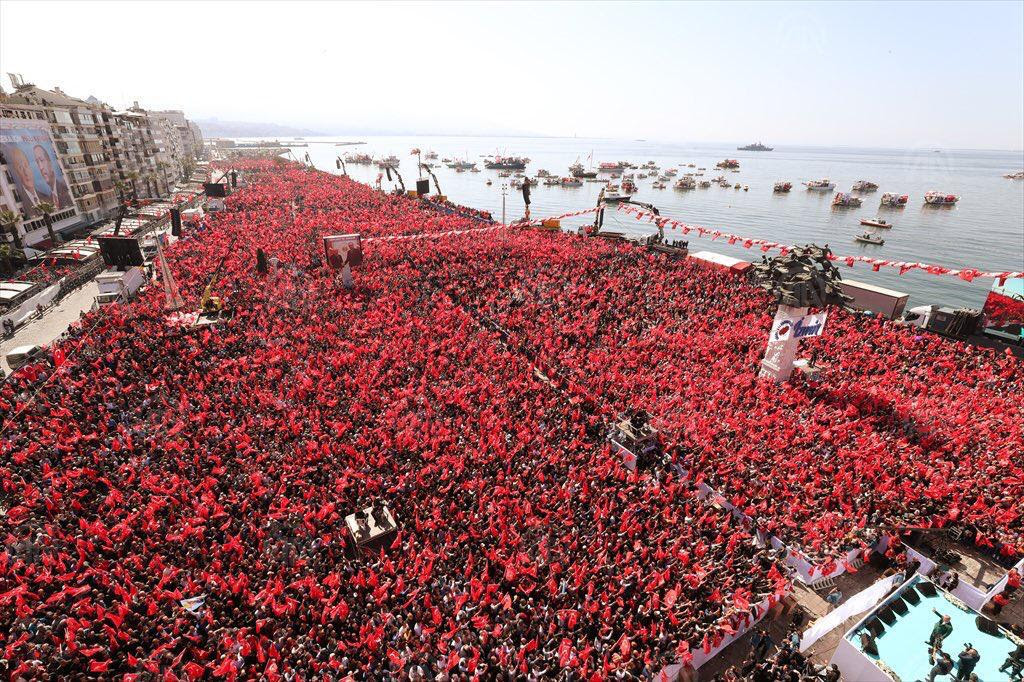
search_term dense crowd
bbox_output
[1,162,1021,679]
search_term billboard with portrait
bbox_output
[0,117,76,218]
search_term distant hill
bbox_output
[196,118,325,138]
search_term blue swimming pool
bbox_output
[851,580,1017,681]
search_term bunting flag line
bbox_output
[616,203,1024,282]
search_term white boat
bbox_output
[602,183,632,201]
[851,180,878,192]
[543,177,560,186]
[832,192,862,208]
[375,155,401,168]
[664,168,678,177]
[924,191,959,205]
[598,162,628,173]
[1004,170,1024,179]
[451,160,476,170]
[804,178,835,191]
[560,177,582,187]
[880,193,908,207]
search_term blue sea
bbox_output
[264,136,1023,310]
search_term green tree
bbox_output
[0,243,12,275]
[0,208,24,250]
[33,201,60,245]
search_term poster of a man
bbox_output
[0,117,77,219]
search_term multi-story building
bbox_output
[0,76,202,249]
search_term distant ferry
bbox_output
[738,142,773,151]
[484,156,529,170]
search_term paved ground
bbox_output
[1,280,98,374]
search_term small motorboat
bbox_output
[855,232,884,245]
[734,183,741,189]
[805,178,836,191]
[852,180,879,192]
[832,192,863,207]
[652,182,666,189]
[486,180,492,186]
[880,192,908,207]
[743,186,749,191]
[774,181,792,193]
[698,180,711,188]
[924,191,959,205]
[860,218,892,228]
[560,177,582,187]
[674,177,696,190]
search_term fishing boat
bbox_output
[543,177,560,186]
[498,171,511,178]
[832,192,863,208]
[924,191,959,205]
[510,178,538,189]
[716,159,741,169]
[734,183,742,189]
[560,177,582,187]
[804,178,835,191]
[598,162,627,173]
[621,178,638,194]
[470,167,480,173]
[860,217,892,228]
[536,169,552,177]
[375,155,401,168]
[424,151,438,160]
[699,180,711,189]
[484,155,529,170]
[851,180,879,192]
[880,193,908,207]
[602,183,632,202]
[569,162,598,179]
[652,182,666,189]
[674,177,696,190]
[854,231,885,245]
[1004,170,1024,179]
[664,168,678,177]
[344,153,373,164]
[737,142,773,151]
[451,160,476,171]
[773,181,792,193]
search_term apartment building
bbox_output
[0,76,202,249]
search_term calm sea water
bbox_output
[267,136,1022,309]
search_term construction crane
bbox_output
[420,163,442,196]
[199,256,227,315]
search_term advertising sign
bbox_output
[0,117,76,217]
[323,234,363,270]
[769,310,829,341]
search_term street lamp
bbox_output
[500,183,508,226]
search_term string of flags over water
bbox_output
[615,204,1024,284]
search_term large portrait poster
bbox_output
[0,117,76,218]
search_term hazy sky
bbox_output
[2,1,1022,149]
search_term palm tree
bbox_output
[0,243,13,275]
[34,201,60,245]
[0,207,24,250]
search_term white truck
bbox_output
[94,266,146,306]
